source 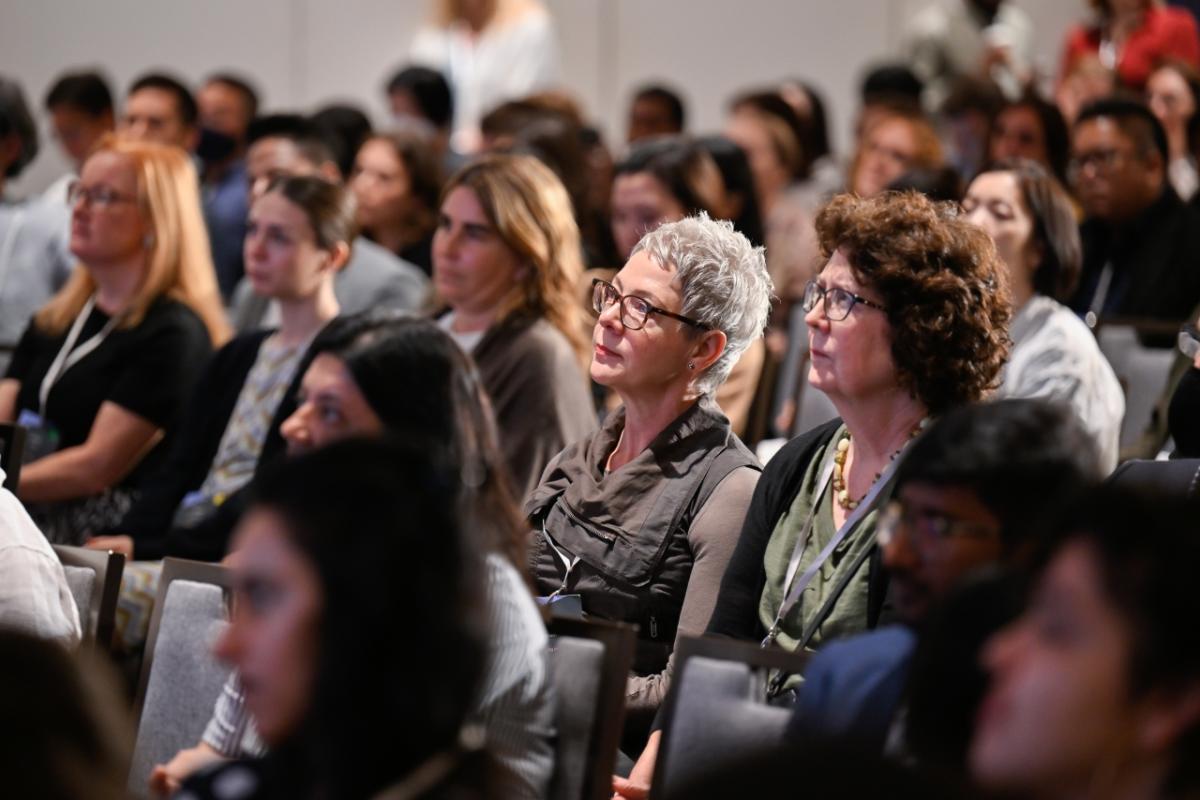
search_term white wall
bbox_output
[2,0,1085,195]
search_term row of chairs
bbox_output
[112,557,638,800]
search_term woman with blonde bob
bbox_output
[0,135,228,542]
[434,152,595,496]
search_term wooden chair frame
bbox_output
[52,543,125,652]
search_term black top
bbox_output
[1071,189,1200,325]
[398,234,434,277]
[705,418,892,641]
[110,330,313,561]
[6,298,212,487]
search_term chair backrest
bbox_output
[1096,323,1179,449]
[0,423,26,492]
[1109,458,1200,498]
[650,636,810,800]
[546,616,637,800]
[128,558,233,798]
[52,544,125,651]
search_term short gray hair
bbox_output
[633,213,774,395]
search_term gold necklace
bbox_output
[831,422,926,511]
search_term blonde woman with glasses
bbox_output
[0,135,228,543]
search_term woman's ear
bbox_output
[1135,683,1200,753]
[689,329,727,374]
[326,241,352,274]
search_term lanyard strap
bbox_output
[38,296,118,417]
[762,439,905,647]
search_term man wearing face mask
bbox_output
[197,74,258,301]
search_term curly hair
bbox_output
[815,191,1012,414]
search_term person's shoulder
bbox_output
[1035,298,1100,347]
[769,419,842,474]
[211,329,272,364]
[1153,4,1200,32]
[350,236,424,279]
[341,238,428,302]
[140,297,209,338]
[498,315,576,362]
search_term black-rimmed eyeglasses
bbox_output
[591,278,711,331]
[876,499,999,550]
[802,279,887,322]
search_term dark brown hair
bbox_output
[361,130,444,239]
[265,174,358,251]
[815,191,1012,414]
[979,158,1082,301]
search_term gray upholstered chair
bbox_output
[52,544,125,650]
[1096,323,1179,449]
[1109,458,1200,498]
[650,636,809,799]
[546,617,637,800]
[127,558,233,797]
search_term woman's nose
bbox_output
[280,407,309,449]
[597,298,624,330]
[213,613,243,666]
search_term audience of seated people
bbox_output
[0,135,228,544]
[617,188,1012,795]
[527,214,771,750]
[8,7,1200,797]
[227,113,429,331]
[152,314,553,799]
[787,399,1100,754]
[88,174,350,565]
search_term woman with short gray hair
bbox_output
[525,213,772,746]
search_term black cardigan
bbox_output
[705,418,892,641]
[113,331,311,561]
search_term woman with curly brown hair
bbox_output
[719,187,1009,652]
[616,189,1011,798]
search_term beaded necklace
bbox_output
[831,421,927,511]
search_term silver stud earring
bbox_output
[688,362,695,370]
